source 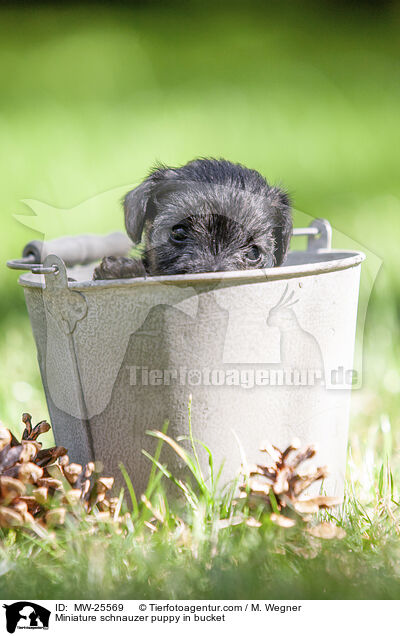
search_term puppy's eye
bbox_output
[245,245,261,262]
[170,224,188,244]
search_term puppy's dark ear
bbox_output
[267,187,293,266]
[124,165,183,243]
[124,178,158,244]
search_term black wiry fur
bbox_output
[93,158,292,279]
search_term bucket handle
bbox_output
[6,219,332,273]
[292,218,332,251]
[6,231,132,273]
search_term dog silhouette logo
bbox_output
[3,602,50,633]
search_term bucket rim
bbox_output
[18,248,365,290]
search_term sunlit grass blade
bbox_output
[187,395,205,486]
[145,419,169,500]
[141,448,199,508]
[177,435,215,491]
[118,462,139,517]
[146,429,201,483]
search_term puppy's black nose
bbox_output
[186,259,230,274]
[214,265,230,272]
[207,261,229,273]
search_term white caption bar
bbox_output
[1,599,394,635]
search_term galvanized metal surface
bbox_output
[19,222,365,498]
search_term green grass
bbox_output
[1,422,400,600]
[0,1,399,599]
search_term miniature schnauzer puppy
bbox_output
[93,158,292,279]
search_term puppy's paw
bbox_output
[93,256,147,280]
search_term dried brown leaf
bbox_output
[36,446,67,467]
[20,442,39,463]
[259,441,281,465]
[272,466,290,495]
[0,445,25,471]
[22,415,51,441]
[4,462,43,483]
[244,477,271,494]
[12,500,28,515]
[308,522,346,540]
[36,477,62,490]
[62,489,82,506]
[0,427,12,451]
[22,413,32,436]
[293,500,320,514]
[246,517,262,528]
[32,487,49,505]
[96,477,114,492]
[270,513,297,528]
[62,463,83,485]
[46,507,67,526]
[288,446,317,469]
[290,466,329,496]
[0,476,26,500]
[21,511,35,525]
[0,505,23,526]
[300,496,342,509]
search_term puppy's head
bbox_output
[124,159,292,275]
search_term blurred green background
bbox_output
[0,1,399,465]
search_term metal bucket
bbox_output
[10,220,365,497]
